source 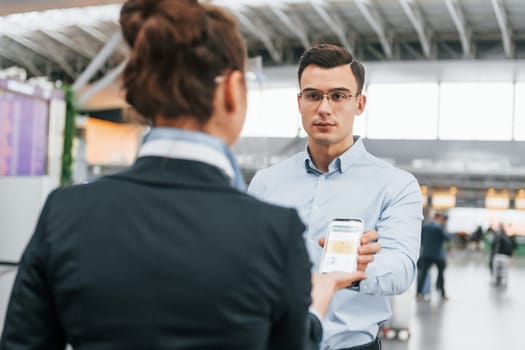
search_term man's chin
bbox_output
[310,136,335,146]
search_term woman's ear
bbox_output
[223,70,245,113]
[208,70,247,146]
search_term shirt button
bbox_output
[319,176,325,181]
[313,206,318,211]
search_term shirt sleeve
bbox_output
[247,171,265,199]
[358,174,423,296]
[0,191,66,349]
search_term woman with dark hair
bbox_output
[0,1,376,349]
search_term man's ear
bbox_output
[224,70,245,113]
[356,94,367,116]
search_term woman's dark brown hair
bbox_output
[120,0,246,124]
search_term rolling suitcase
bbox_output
[492,254,509,288]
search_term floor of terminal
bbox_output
[2,250,524,349]
[382,249,525,350]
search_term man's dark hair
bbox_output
[434,212,448,221]
[297,44,365,94]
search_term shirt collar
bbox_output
[138,139,235,180]
[303,136,365,175]
[138,127,246,191]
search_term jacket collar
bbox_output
[106,156,238,193]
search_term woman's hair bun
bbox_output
[120,0,246,123]
[120,0,203,48]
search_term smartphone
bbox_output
[319,218,364,273]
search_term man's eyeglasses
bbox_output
[299,89,355,106]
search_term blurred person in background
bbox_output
[0,1,378,349]
[248,44,422,350]
[470,225,484,251]
[489,223,517,274]
[416,212,450,301]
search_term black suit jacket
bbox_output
[0,157,318,350]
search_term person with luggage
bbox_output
[489,223,517,287]
[489,223,517,271]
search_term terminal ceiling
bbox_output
[1,0,525,83]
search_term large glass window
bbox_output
[439,83,514,140]
[242,88,301,137]
[353,87,367,137]
[242,82,520,141]
[365,83,439,139]
[514,83,525,141]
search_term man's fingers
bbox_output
[358,242,381,255]
[357,254,375,265]
[318,237,325,248]
[360,230,378,244]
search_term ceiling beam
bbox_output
[309,0,354,53]
[75,24,110,44]
[399,0,433,58]
[270,5,311,49]
[439,41,461,59]
[366,44,386,60]
[4,34,76,78]
[233,8,282,63]
[401,42,424,60]
[72,31,122,92]
[354,0,393,59]
[491,0,514,59]
[444,0,473,58]
[39,30,94,61]
[0,47,43,76]
[76,59,127,108]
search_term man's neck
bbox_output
[308,138,354,173]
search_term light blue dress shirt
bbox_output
[248,136,423,349]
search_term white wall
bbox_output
[0,176,58,337]
[0,177,57,262]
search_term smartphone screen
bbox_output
[319,218,364,273]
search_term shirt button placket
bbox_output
[312,175,325,212]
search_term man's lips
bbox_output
[313,122,335,127]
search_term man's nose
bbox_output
[317,94,332,114]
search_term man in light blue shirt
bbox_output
[248,44,423,350]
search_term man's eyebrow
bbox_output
[301,87,352,92]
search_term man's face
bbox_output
[298,64,366,149]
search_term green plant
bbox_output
[61,85,76,186]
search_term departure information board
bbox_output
[0,79,51,176]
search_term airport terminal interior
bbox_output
[1,0,525,349]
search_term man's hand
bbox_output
[318,230,381,273]
[357,230,381,272]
